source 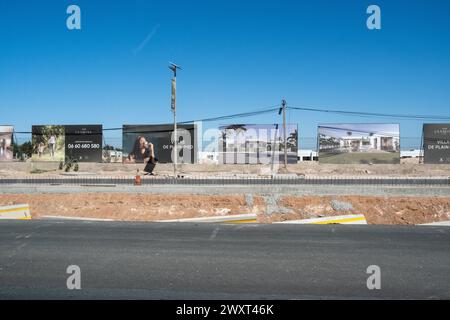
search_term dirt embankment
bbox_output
[262,196,450,225]
[0,193,265,221]
[1,193,450,225]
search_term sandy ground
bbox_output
[264,196,450,225]
[0,159,449,178]
[1,193,449,225]
[0,193,265,221]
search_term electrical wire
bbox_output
[288,106,450,121]
[178,105,280,124]
[11,103,450,135]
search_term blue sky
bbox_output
[1,0,449,149]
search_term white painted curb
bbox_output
[419,220,450,226]
[158,213,257,224]
[42,215,114,221]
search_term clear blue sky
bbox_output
[1,0,449,149]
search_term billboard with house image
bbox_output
[318,123,400,164]
[218,124,298,164]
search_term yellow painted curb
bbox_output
[224,219,258,224]
[313,217,366,224]
[275,214,367,225]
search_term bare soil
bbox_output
[1,193,449,225]
[0,193,265,221]
[262,195,450,225]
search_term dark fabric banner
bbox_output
[423,124,450,164]
[65,125,103,162]
[32,125,102,162]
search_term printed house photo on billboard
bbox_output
[122,124,196,164]
[218,124,298,164]
[32,125,65,161]
[318,123,400,164]
[0,126,14,161]
[423,124,450,164]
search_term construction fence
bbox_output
[0,176,449,186]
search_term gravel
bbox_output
[331,199,354,211]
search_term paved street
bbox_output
[1,220,450,299]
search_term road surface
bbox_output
[1,220,449,299]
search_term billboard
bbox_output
[32,125,103,162]
[32,125,65,161]
[423,124,450,164]
[65,125,103,162]
[0,126,13,161]
[318,123,400,164]
[122,124,197,164]
[218,124,298,164]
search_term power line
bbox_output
[179,105,280,124]
[288,106,450,121]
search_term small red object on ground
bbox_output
[135,169,141,186]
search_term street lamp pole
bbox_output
[169,62,182,177]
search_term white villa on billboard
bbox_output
[335,134,399,152]
[319,124,400,153]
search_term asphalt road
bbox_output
[1,220,450,299]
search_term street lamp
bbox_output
[169,62,182,177]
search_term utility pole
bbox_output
[169,62,181,177]
[279,99,288,169]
